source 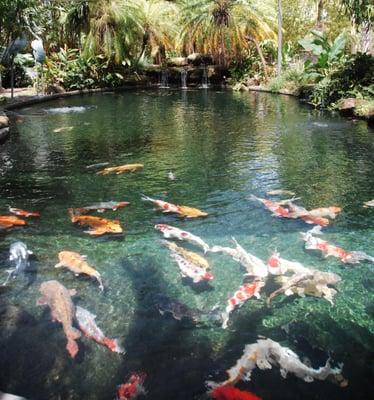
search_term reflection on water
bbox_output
[0,90,373,399]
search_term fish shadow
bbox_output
[181,277,214,293]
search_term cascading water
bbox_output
[181,69,188,89]
[200,65,209,89]
[160,68,170,88]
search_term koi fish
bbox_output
[267,251,307,275]
[9,207,40,218]
[37,280,81,358]
[210,386,262,400]
[266,189,296,197]
[155,224,210,253]
[2,242,33,286]
[168,171,176,180]
[363,199,374,208]
[285,202,333,225]
[307,206,342,219]
[75,306,124,353]
[68,208,122,236]
[221,280,265,329]
[142,195,208,218]
[210,238,268,278]
[53,126,73,133]
[86,162,110,170]
[301,227,374,264]
[171,253,213,283]
[250,195,290,218]
[55,251,104,291]
[117,373,146,400]
[154,293,203,322]
[0,215,27,227]
[96,163,144,175]
[74,201,130,214]
[206,338,347,387]
[163,241,209,269]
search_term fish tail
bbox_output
[94,273,104,291]
[66,337,79,358]
[68,326,81,340]
[140,194,152,202]
[68,208,77,222]
[249,194,260,202]
[103,337,125,354]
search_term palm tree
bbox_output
[277,0,282,77]
[179,0,276,70]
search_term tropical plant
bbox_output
[299,30,347,81]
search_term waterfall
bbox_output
[160,69,169,88]
[181,69,187,89]
[201,65,209,89]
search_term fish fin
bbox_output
[66,337,79,358]
[103,338,125,354]
[69,289,77,296]
[28,250,33,255]
[54,262,63,268]
[159,309,165,315]
[36,296,48,305]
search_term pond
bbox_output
[0,89,373,400]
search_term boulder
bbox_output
[167,57,188,67]
[44,84,66,94]
[0,127,9,142]
[337,98,356,116]
[0,114,9,128]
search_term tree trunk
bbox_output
[316,0,324,31]
[277,0,282,77]
[246,35,269,81]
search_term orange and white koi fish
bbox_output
[37,280,81,358]
[142,195,208,218]
[0,215,27,227]
[250,195,290,218]
[210,385,262,400]
[96,163,143,175]
[171,253,213,283]
[301,227,374,264]
[267,251,308,275]
[68,209,122,236]
[163,241,209,269]
[55,251,104,291]
[74,201,130,214]
[117,373,146,400]
[221,280,265,329]
[75,306,124,353]
[210,238,268,278]
[155,223,210,253]
[206,338,347,387]
[307,206,342,219]
[9,207,40,218]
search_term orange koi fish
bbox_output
[37,280,81,358]
[0,216,27,227]
[55,251,104,291]
[68,209,122,236]
[9,207,40,218]
[96,163,143,176]
[117,373,146,400]
[163,241,209,269]
[142,195,208,218]
[251,195,290,218]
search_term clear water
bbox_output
[0,90,373,400]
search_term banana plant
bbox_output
[299,30,347,81]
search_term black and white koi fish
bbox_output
[3,242,32,286]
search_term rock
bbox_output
[167,57,188,67]
[44,84,66,94]
[0,127,9,142]
[0,114,9,128]
[337,98,357,116]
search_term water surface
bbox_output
[0,90,373,399]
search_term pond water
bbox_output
[0,89,373,400]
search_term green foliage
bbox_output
[42,47,132,90]
[299,31,347,81]
[268,65,306,93]
[340,0,374,27]
[309,52,374,107]
[229,52,263,82]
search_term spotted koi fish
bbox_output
[221,280,265,329]
[250,195,290,218]
[155,223,210,253]
[171,253,213,283]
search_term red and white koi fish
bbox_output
[210,385,262,400]
[251,195,290,218]
[285,202,331,226]
[9,207,40,218]
[155,223,210,253]
[142,194,182,214]
[221,280,265,329]
[267,251,307,275]
[171,253,213,283]
[75,306,124,354]
[117,372,146,400]
[210,238,268,278]
[37,280,81,358]
[301,227,374,264]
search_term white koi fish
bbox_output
[75,306,124,354]
[221,280,265,329]
[267,251,307,275]
[206,338,347,388]
[154,224,210,253]
[3,242,33,286]
[170,253,213,283]
[142,195,181,214]
[210,238,268,278]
